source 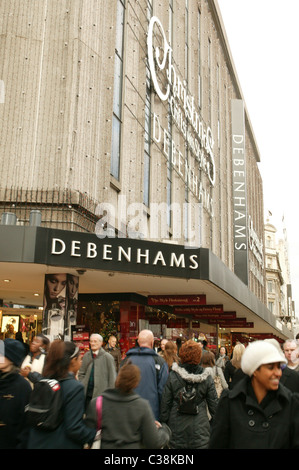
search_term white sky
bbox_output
[217,0,299,317]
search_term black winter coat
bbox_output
[27,373,96,449]
[0,368,32,449]
[280,365,299,393]
[224,360,247,389]
[85,388,171,449]
[209,376,299,449]
[160,362,218,449]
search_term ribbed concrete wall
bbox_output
[0,0,266,303]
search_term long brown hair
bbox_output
[115,362,140,394]
[43,340,79,380]
[163,341,179,369]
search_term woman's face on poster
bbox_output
[68,275,79,298]
[46,273,67,299]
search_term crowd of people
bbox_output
[1,331,299,449]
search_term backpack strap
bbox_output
[153,354,165,384]
[96,395,103,431]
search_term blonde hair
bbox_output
[231,343,245,369]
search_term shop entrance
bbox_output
[0,307,43,343]
[77,293,218,358]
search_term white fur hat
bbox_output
[241,340,287,377]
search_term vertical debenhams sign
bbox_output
[231,99,248,285]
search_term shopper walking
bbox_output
[163,341,180,371]
[85,362,171,449]
[224,342,247,389]
[215,346,229,371]
[158,338,168,356]
[122,329,169,420]
[20,334,50,387]
[201,351,228,397]
[78,334,116,410]
[0,339,32,449]
[104,334,122,372]
[209,340,299,449]
[160,340,218,449]
[265,338,299,393]
[283,339,299,372]
[27,340,96,449]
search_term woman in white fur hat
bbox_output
[209,340,299,449]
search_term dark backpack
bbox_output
[177,377,199,415]
[25,378,66,431]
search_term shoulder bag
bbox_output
[91,395,103,449]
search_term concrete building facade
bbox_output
[0,0,292,351]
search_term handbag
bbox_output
[91,395,103,449]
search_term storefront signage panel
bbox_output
[174,305,224,315]
[193,313,236,320]
[34,228,207,280]
[208,316,245,324]
[216,322,254,328]
[231,99,248,286]
[148,295,206,306]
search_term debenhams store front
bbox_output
[0,224,291,355]
[0,1,292,354]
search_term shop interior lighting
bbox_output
[3,279,11,282]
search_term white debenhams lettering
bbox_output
[232,135,244,144]
[71,241,81,257]
[118,246,131,262]
[153,251,166,266]
[137,249,149,264]
[49,238,200,271]
[87,242,97,258]
[248,215,264,267]
[51,238,66,255]
[103,244,113,260]
[189,254,199,270]
[170,253,185,268]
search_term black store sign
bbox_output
[34,228,208,280]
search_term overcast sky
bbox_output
[217,0,299,317]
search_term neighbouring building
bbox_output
[264,216,295,329]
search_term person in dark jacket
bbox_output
[224,342,247,388]
[122,329,169,420]
[27,340,96,449]
[209,340,299,449]
[104,334,122,372]
[160,339,218,449]
[0,338,31,449]
[85,362,171,449]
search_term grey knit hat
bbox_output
[241,340,287,377]
[2,339,26,367]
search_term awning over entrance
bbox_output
[0,225,292,340]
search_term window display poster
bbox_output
[1,315,19,337]
[42,273,79,340]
